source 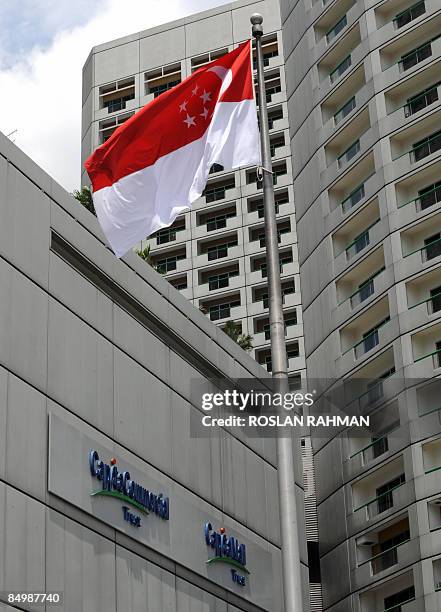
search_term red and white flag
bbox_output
[85,42,260,258]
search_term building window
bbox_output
[418,181,441,211]
[346,228,370,260]
[98,111,134,143]
[208,270,239,291]
[206,211,235,231]
[326,14,347,44]
[400,40,432,72]
[376,474,405,514]
[169,276,187,291]
[145,63,181,98]
[436,340,441,368]
[394,0,425,29]
[209,299,240,321]
[342,183,365,213]
[430,286,441,314]
[423,233,441,261]
[405,83,439,117]
[191,49,228,72]
[207,240,238,261]
[156,252,185,273]
[156,222,185,245]
[99,77,135,113]
[253,34,278,69]
[383,586,415,611]
[338,139,360,168]
[203,180,235,203]
[334,96,356,125]
[411,129,441,162]
[330,55,351,84]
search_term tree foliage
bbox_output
[73,186,96,216]
[222,321,253,352]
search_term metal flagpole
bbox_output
[251,14,304,612]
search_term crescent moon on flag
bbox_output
[208,65,233,96]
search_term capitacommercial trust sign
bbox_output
[89,450,169,527]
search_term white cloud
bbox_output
[0,0,225,192]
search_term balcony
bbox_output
[395,163,441,228]
[358,572,415,612]
[202,177,236,204]
[354,516,412,590]
[399,213,441,279]
[382,30,441,91]
[200,294,243,323]
[253,310,300,347]
[423,436,441,475]
[403,268,441,332]
[350,456,410,532]
[318,24,361,85]
[410,320,441,376]
[328,152,376,216]
[195,263,241,298]
[333,194,381,260]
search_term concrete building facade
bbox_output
[0,130,309,611]
[281,0,441,610]
[80,0,306,383]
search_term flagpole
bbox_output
[251,14,304,612]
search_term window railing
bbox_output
[358,536,410,575]
[350,433,390,463]
[338,139,360,168]
[409,291,441,315]
[353,479,405,518]
[394,0,425,29]
[414,346,441,368]
[399,41,432,72]
[334,96,356,125]
[398,182,441,211]
[351,279,374,308]
[326,14,348,44]
[342,219,380,260]
[410,130,441,163]
[341,183,366,213]
[404,235,441,261]
[348,317,390,359]
[383,595,416,612]
[330,55,352,84]
[404,84,439,117]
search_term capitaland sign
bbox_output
[204,522,250,586]
[89,450,169,527]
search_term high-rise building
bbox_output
[81,0,306,384]
[281,0,441,610]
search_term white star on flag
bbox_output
[192,85,199,96]
[200,107,209,119]
[200,90,211,104]
[179,100,188,113]
[183,114,196,128]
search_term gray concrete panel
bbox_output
[5,374,47,502]
[94,40,139,85]
[47,298,114,436]
[0,158,50,288]
[113,348,173,475]
[0,260,48,393]
[139,27,186,72]
[185,13,233,57]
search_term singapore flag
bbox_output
[85,42,261,258]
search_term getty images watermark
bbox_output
[199,388,369,429]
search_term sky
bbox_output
[0,0,226,192]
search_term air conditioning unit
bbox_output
[357,534,379,546]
